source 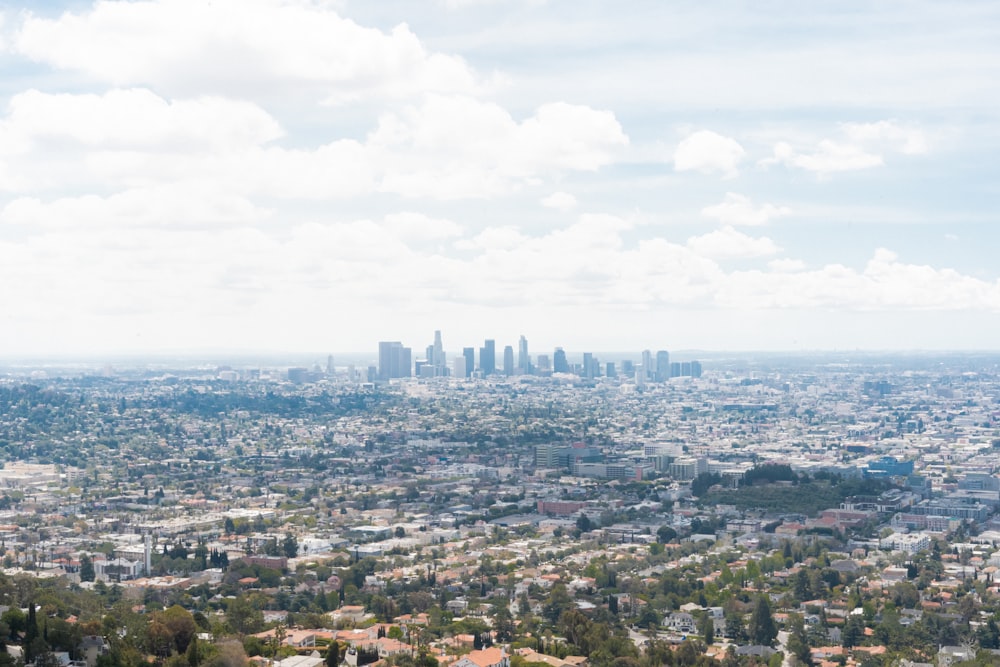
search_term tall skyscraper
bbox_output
[518,335,530,374]
[432,330,445,375]
[378,341,412,380]
[553,347,569,373]
[536,354,551,373]
[582,352,594,379]
[655,350,670,382]
[641,350,653,380]
[462,347,475,378]
[453,356,466,379]
[503,345,514,376]
[480,339,496,376]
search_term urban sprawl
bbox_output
[1,339,999,667]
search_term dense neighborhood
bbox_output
[0,352,999,667]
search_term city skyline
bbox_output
[1,2,999,355]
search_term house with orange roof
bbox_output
[453,648,509,667]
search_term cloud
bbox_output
[541,191,578,211]
[701,193,790,226]
[383,211,465,240]
[13,0,487,102]
[761,120,927,174]
[768,258,807,272]
[714,248,1000,311]
[0,185,270,229]
[0,90,624,199]
[371,95,628,198]
[0,88,283,154]
[673,130,745,178]
[843,120,928,155]
[686,226,781,260]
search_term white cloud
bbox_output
[843,120,928,155]
[0,88,283,154]
[686,226,781,260]
[541,191,578,211]
[673,130,745,178]
[372,95,628,198]
[761,120,928,174]
[13,0,487,102]
[713,248,1000,311]
[0,90,624,199]
[701,193,790,226]
[0,185,269,229]
[768,258,807,272]
[383,211,465,240]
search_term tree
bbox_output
[543,584,573,624]
[748,596,777,647]
[160,605,197,653]
[281,533,298,559]
[226,595,263,635]
[576,515,593,533]
[79,555,95,583]
[701,616,715,645]
[786,614,812,666]
[187,634,201,667]
[841,615,864,649]
[326,641,342,667]
[656,525,677,543]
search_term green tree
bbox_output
[701,616,715,645]
[79,555,96,583]
[282,534,298,559]
[842,615,864,649]
[748,596,777,647]
[226,595,263,635]
[326,641,342,667]
[160,605,197,654]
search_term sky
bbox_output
[1,0,999,358]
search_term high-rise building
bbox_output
[432,330,445,375]
[641,350,653,380]
[480,339,496,376]
[605,361,616,378]
[690,360,702,378]
[453,356,467,379]
[655,350,670,382]
[518,335,530,374]
[553,347,569,373]
[378,341,412,380]
[326,355,335,375]
[536,354,551,373]
[462,347,475,378]
[503,345,514,376]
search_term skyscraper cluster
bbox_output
[377,332,702,383]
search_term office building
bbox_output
[518,335,530,374]
[655,350,670,381]
[480,339,496,376]
[453,356,466,379]
[503,345,514,376]
[536,354,551,373]
[378,341,412,380]
[553,347,569,373]
[463,347,475,378]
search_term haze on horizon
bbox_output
[1,1,998,355]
